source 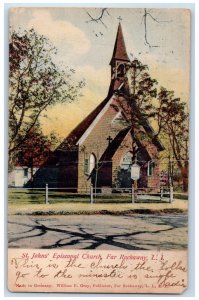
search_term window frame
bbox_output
[84,158,89,175]
[147,160,154,177]
[89,153,96,174]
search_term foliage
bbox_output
[116,59,189,191]
[9,28,84,162]
[16,127,50,166]
[155,87,189,191]
[15,124,61,182]
[116,58,158,161]
[118,59,157,127]
[156,87,188,159]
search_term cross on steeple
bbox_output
[117,16,123,22]
[108,22,130,93]
[107,136,113,145]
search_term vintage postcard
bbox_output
[8,7,190,293]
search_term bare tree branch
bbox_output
[143,8,171,48]
[85,8,109,28]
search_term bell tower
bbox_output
[109,23,130,92]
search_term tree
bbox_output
[155,87,189,192]
[116,58,158,163]
[9,28,84,165]
[15,124,59,183]
[115,59,189,192]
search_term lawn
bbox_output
[8,188,187,204]
[8,188,133,204]
[8,188,188,216]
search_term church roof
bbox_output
[110,22,130,65]
[57,95,111,151]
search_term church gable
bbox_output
[77,95,116,146]
[79,97,128,159]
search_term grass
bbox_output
[8,189,133,204]
[8,188,188,216]
[8,200,188,216]
[8,188,188,204]
[173,193,188,200]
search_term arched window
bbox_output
[117,63,125,78]
[89,153,96,174]
[120,152,133,170]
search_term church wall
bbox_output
[77,150,90,192]
[76,103,161,192]
[145,143,160,191]
[77,98,126,192]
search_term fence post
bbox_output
[131,184,135,204]
[169,185,173,203]
[90,184,93,204]
[160,187,163,201]
[45,183,48,204]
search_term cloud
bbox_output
[77,65,110,93]
[27,10,91,56]
[41,65,112,138]
[41,87,104,138]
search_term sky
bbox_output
[9,7,191,138]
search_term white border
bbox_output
[1,1,197,300]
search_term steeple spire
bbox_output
[110,23,130,66]
[108,23,130,94]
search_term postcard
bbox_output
[8,7,190,293]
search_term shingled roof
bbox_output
[57,95,111,151]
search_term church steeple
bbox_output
[108,23,130,94]
[110,23,130,66]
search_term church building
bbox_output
[31,23,164,192]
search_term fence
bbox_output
[8,184,180,205]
